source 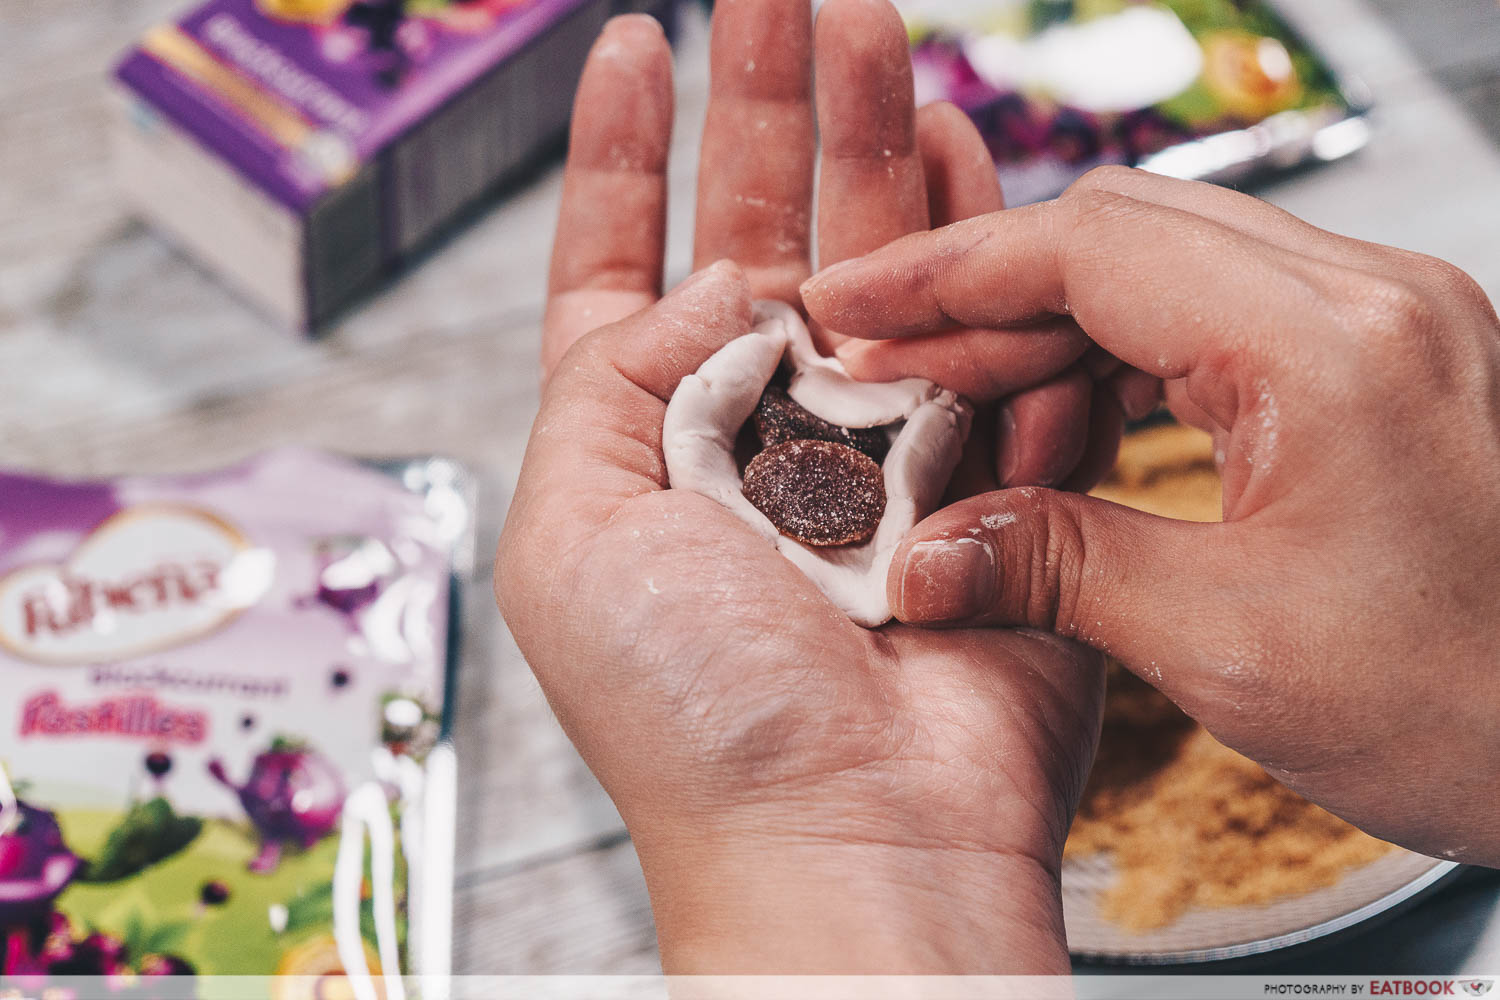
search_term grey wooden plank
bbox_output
[1363,0,1500,93]
[452,835,659,975]
[1267,0,1500,301]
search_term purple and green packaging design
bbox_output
[900,0,1371,206]
[112,0,675,330]
[0,448,471,991]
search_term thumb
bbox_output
[889,488,1246,703]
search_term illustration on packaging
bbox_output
[901,0,1362,204]
[256,0,532,88]
[0,450,466,989]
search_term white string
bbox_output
[371,747,428,974]
[333,782,405,1000]
[418,742,456,995]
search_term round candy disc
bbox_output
[742,439,887,547]
[753,386,891,463]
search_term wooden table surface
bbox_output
[3,0,1499,975]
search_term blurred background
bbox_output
[1,0,1498,977]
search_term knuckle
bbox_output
[568,328,615,374]
[1374,248,1490,310]
[554,329,635,402]
[1332,273,1450,373]
[1372,277,1443,339]
[1204,634,1283,711]
[1358,275,1495,398]
[1012,491,1091,638]
[1066,164,1139,197]
[1059,184,1137,229]
[1422,256,1495,315]
[1053,187,1148,293]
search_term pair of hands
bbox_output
[497,0,1500,975]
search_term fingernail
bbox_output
[895,537,996,622]
[593,14,665,60]
[997,406,1020,486]
[606,12,665,35]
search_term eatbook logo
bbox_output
[0,505,272,664]
[1462,982,1493,997]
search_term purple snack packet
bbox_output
[0,448,469,982]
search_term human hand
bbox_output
[496,3,1107,975]
[801,165,1500,865]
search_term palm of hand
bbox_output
[496,0,1108,970]
[525,483,1102,860]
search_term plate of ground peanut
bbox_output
[1063,422,1458,962]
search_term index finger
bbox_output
[800,190,1326,384]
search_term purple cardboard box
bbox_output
[113,0,674,330]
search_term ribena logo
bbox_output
[19,690,207,743]
[19,561,222,639]
[0,505,270,664]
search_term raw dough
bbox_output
[662,300,972,626]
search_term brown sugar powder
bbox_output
[1067,422,1392,931]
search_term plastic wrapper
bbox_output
[0,448,470,995]
[900,0,1372,205]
